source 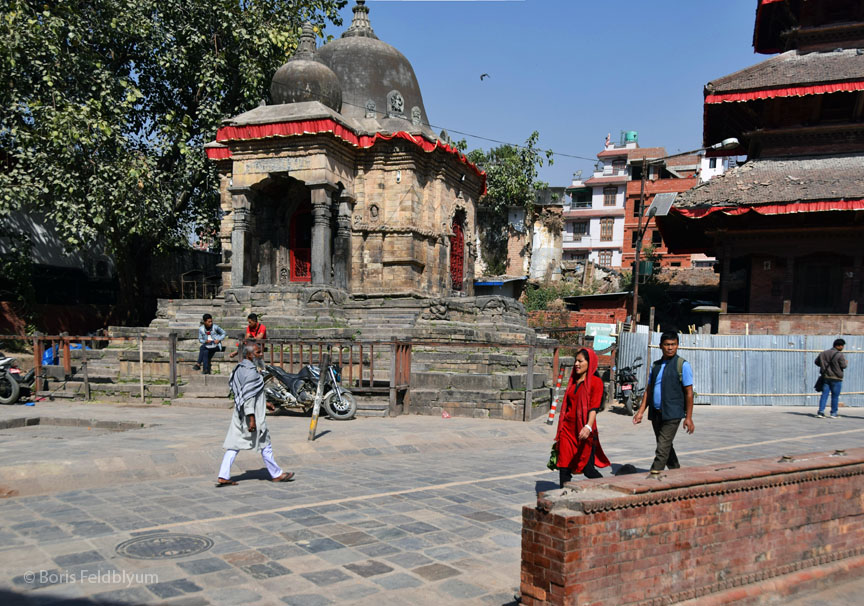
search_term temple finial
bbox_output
[343,0,378,39]
[294,22,317,58]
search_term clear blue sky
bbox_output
[328,0,762,185]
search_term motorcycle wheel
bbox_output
[0,372,21,405]
[623,392,634,416]
[324,391,357,421]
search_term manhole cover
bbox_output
[115,533,213,560]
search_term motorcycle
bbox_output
[0,352,36,405]
[262,362,357,421]
[614,356,643,416]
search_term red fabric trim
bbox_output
[205,147,232,160]
[760,0,785,5]
[215,118,486,194]
[672,199,864,218]
[706,81,864,104]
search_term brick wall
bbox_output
[528,308,628,329]
[719,313,864,335]
[521,448,864,606]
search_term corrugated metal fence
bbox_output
[617,332,863,407]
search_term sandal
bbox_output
[216,478,238,487]
[271,472,295,483]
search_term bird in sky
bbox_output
[480,73,490,81]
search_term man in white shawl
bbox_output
[217,345,294,486]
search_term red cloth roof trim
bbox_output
[214,119,486,194]
[672,198,864,218]
[206,146,232,160]
[706,81,864,104]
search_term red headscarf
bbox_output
[555,348,610,472]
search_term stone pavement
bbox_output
[1,399,863,605]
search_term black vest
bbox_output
[647,355,686,421]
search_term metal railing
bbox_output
[1,334,568,421]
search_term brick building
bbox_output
[658,0,864,332]
[565,134,726,270]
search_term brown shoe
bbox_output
[272,472,295,483]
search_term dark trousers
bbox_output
[559,441,603,488]
[650,416,681,472]
[197,345,218,373]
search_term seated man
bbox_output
[230,313,268,367]
[194,313,226,375]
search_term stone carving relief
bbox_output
[279,267,289,286]
[387,90,404,117]
[369,204,379,222]
[411,106,422,126]
[422,299,450,321]
[365,100,376,118]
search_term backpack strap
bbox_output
[676,357,685,385]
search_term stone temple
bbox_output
[119,1,557,421]
[205,1,482,300]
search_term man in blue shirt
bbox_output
[633,331,695,475]
[194,314,226,375]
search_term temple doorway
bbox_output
[288,201,312,283]
[450,212,465,291]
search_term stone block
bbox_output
[448,373,510,390]
[410,372,452,390]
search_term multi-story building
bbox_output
[659,0,864,330]
[564,134,726,269]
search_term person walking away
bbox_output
[194,314,226,374]
[230,313,268,367]
[555,348,610,488]
[633,331,695,476]
[217,345,294,486]
[815,338,847,419]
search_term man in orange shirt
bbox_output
[230,313,267,366]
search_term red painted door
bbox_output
[450,218,464,291]
[289,204,312,282]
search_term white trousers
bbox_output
[218,444,283,480]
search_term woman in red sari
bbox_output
[555,347,610,487]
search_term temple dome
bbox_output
[316,1,431,132]
[271,22,343,112]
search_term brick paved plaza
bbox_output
[1,401,863,605]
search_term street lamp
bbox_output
[630,138,738,331]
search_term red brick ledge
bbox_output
[536,449,864,515]
[675,552,864,606]
[633,547,864,606]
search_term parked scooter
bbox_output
[0,352,35,405]
[614,356,644,416]
[262,362,357,421]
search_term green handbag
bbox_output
[546,442,559,471]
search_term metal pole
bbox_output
[307,349,329,441]
[139,335,145,401]
[389,338,399,417]
[631,158,648,332]
[523,346,536,422]
[82,359,91,401]
[32,337,42,393]
[168,332,178,398]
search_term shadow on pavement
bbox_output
[783,411,863,421]
[1,588,130,606]
[534,480,558,493]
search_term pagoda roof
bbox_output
[673,154,864,210]
[705,49,864,103]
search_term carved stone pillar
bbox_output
[719,251,731,313]
[333,192,354,291]
[229,186,253,288]
[310,185,333,285]
[782,256,795,314]
[850,254,862,315]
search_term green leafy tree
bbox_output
[469,131,553,275]
[0,0,346,323]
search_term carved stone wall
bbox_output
[217,137,481,297]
